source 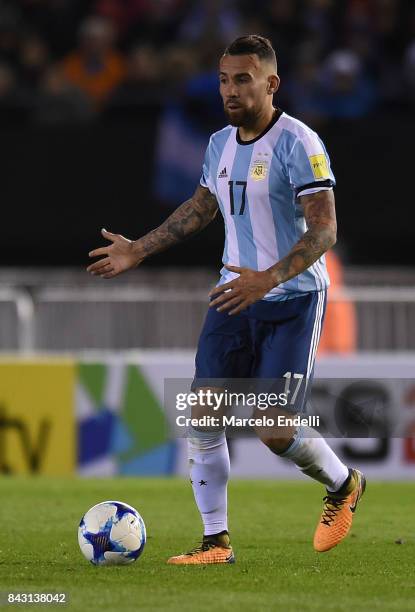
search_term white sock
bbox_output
[280,426,349,492]
[187,427,230,536]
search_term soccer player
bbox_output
[87,35,365,564]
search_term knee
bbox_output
[260,434,294,455]
[187,427,226,455]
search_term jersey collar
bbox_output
[236,107,283,146]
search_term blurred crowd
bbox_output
[0,0,414,127]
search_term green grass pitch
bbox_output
[0,477,414,612]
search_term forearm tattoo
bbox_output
[269,190,337,286]
[137,186,218,258]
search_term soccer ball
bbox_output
[78,500,146,566]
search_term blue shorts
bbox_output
[194,291,326,383]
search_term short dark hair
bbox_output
[224,35,277,69]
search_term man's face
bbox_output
[219,54,277,127]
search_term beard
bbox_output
[224,105,258,127]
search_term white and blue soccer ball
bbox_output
[78,500,146,566]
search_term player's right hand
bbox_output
[86,228,144,278]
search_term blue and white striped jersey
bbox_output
[200,110,335,300]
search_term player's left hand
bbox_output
[209,265,276,315]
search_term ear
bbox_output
[267,74,280,95]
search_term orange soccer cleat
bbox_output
[167,531,235,565]
[313,468,366,552]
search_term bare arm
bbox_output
[267,189,337,285]
[209,189,337,315]
[133,185,219,259]
[87,185,218,278]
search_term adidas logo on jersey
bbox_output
[218,167,228,179]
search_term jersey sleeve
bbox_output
[286,131,336,199]
[199,138,215,194]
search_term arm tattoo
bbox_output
[135,185,218,258]
[268,190,337,286]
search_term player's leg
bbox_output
[251,292,349,485]
[251,291,366,551]
[188,413,230,537]
[167,307,252,565]
[167,423,234,565]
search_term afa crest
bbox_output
[250,160,268,181]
